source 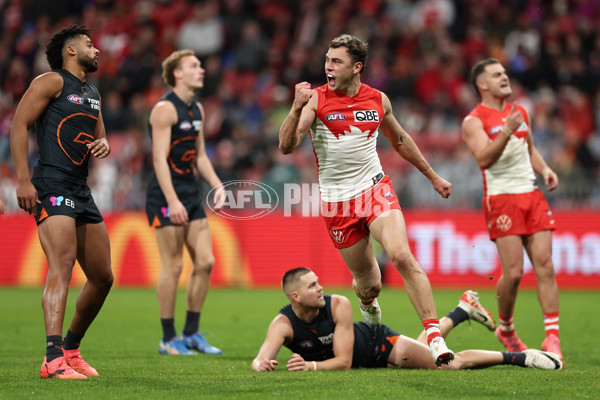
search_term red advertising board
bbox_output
[1,210,599,288]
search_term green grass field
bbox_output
[1,287,599,399]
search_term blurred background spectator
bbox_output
[1,0,599,212]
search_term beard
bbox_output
[79,54,98,73]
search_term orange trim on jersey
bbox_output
[386,335,400,346]
[39,207,48,223]
[167,136,197,175]
[56,112,98,166]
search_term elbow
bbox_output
[278,143,293,155]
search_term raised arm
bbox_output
[252,314,292,371]
[195,102,225,209]
[378,93,452,199]
[278,82,316,154]
[149,100,189,225]
[10,72,63,215]
[461,104,522,170]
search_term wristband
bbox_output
[312,361,317,371]
[501,126,513,138]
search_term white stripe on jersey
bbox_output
[485,135,537,195]
[310,120,383,202]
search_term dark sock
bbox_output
[445,307,469,326]
[161,318,177,342]
[63,330,84,351]
[183,311,200,336]
[46,335,63,362]
[501,351,526,367]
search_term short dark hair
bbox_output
[45,25,92,70]
[470,58,500,97]
[329,34,368,73]
[282,267,312,294]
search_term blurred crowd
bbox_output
[1,0,599,212]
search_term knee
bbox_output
[100,271,114,291]
[192,257,215,276]
[163,262,184,281]
[353,279,381,299]
[389,250,419,274]
[504,268,523,287]
[535,257,555,278]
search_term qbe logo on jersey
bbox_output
[207,180,279,220]
[353,110,379,122]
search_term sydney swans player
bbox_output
[278,34,455,366]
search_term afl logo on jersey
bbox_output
[326,112,346,122]
[490,125,503,136]
[179,121,192,131]
[67,94,84,104]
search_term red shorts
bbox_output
[483,190,556,240]
[322,176,401,249]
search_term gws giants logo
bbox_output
[67,94,84,104]
[496,215,512,232]
[329,229,344,244]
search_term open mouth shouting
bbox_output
[327,73,336,87]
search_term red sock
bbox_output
[422,319,441,345]
[543,311,559,338]
[498,313,516,337]
[360,299,374,306]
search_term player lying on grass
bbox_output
[252,267,563,371]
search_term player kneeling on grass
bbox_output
[252,268,562,372]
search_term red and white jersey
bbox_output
[310,83,384,202]
[467,102,536,196]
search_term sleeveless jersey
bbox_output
[310,83,384,202]
[279,295,336,361]
[33,69,101,183]
[148,91,202,185]
[467,102,536,196]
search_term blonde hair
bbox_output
[161,49,195,87]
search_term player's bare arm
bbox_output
[379,93,452,199]
[88,106,110,159]
[252,314,292,372]
[194,102,225,210]
[10,72,63,214]
[150,100,189,225]
[525,120,558,191]
[278,82,316,154]
[284,295,354,372]
[461,104,522,169]
[321,295,354,370]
